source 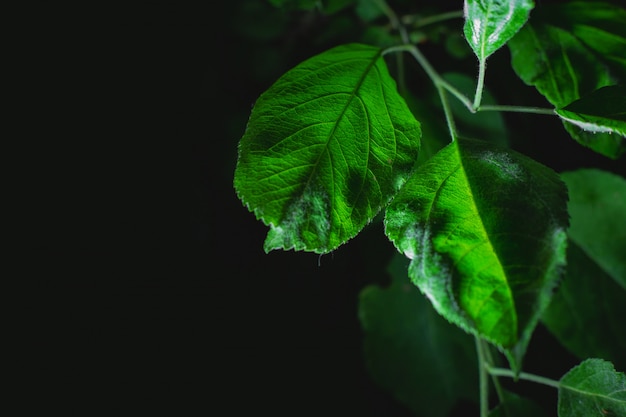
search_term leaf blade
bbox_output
[234,43,421,253]
[464,0,534,61]
[384,139,569,372]
[507,2,626,158]
[556,85,626,138]
[558,359,626,417]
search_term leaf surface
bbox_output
[507,1,626,158]
[558,359,626,417]
[556,85,626,138]
[463,0,534,61]
[358,254,478,417]
[234,43,421,253]
[384,138,568,372]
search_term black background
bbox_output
[32,1,621,415]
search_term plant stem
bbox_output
[478,105,556,115]
[475,337,490,417]
[473,58,486,110]
[488,367,561,389]
[403,10,464,28]
[373,0,409,43]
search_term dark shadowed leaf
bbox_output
[543,169,626,369]
[384,138,569,373]
[542,243,626,371]
[358,254,478,417]
[508,1,626,158]
[562,169,626,289]
[558,359,626,417]
[234,43,421,253]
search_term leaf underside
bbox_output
[384,138,568,373]
[234,43,421,253]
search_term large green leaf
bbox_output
[463,0,534,62]
[234,43,421,253]
[556,85,626,138]
[358,253,478,417]
[558,359,626,417]
[384,138,568,372]
[507,1,626,158]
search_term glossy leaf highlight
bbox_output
[463,0,534,61]
[558,359,626,417]
[384,139,568,372]
[234,43,421,253]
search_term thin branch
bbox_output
[488,367,561,389]
[478,105,556,115]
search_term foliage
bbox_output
[233,1,626,416]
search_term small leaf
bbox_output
[358,254,478,417]
[234,43,421,253]
[558,359,626,417]
[556,85,626,137]
[384,138,569,372]
[463,0,534,61]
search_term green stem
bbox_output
[373,0,409,43]
[475,337,490,417]
[385,44,460,141]
[403,10,464,28]
[488,367,561,389]
[482,341,507,404]
[478,105,556,115]
[473,58,486,110]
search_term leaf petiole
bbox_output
[478,105,556,115]
[473,58,487,110]
[487,367,561,389]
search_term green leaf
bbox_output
[542,242,626,370]
[556,85,626,136]
[507,2,626,158]
[463,0,534,62]
[489,390,550,417]
[558,358,626,417]
[358,254,478,417]
[537,1,626,79]
[562,169,626,289]
[234,43,421,253]
[384,138,568,372]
